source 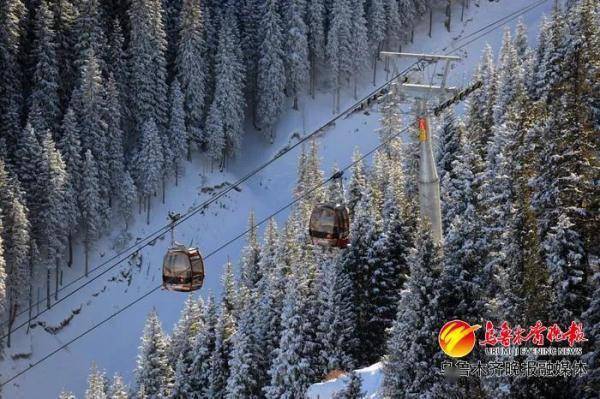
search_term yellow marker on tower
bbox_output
[418,117,428,142]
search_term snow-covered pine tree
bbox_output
[108,374,128,399]
[315,255,355,376]
[136,310,174,398]
[575,268,599,398]
[349,0,369,98]
[225,294,260,399]
[284,0,309,110]
[58,107,82,266]
[239,211,262,293]
[29,0,60,134]
[492,29,523,126]
[170,354,194,398]
[264,279,313,399]
[163,0,183,82]
[239,0,261,114]
[345,148,367,218]
[207,6,245,166]
[526,16,550,100]
[0,0,26,156]
[167,80,187,181]
[207,305,233,399]
[256,0,286,141]
[39,132,69,300]
[383,223,461,398]
[189,294,217,396]
[168,293,202,365]
[514,18,530,62]
[384,0,401,52]
[115,170,136,231]
[332,371,364,399]
[13,123,45,231]
[366,0,386,65]
[71,50,110,221]
[58,390,76,399]
[85,363,107,399]
[80,150,102,276]
[306,0,325,97]
[73,0,108,76]
[128,0,169,135]
[435,109,461,188]
[104,74,126,207]
[0,163,30,346]
[398,0,418,44]
[326,0,352,112]
[205,100,226,169]
[543,214,586,325]
[177,0,206,149]
[52,0,77,113]
[132,119,164,224]
[464,44,496,159]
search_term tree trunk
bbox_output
[85,239,89,277]
[175,166,179,186]
[310,55,316,99]
[55,258,59,300]
[7,302,17,347]
[429,8,433,38]
[138,195,142,214]
[162,175,166,204]
[146,196,151,225]
[372,51,378,86]
[461,0,465,21]
[353,77,358,100]
[68,231,73,267]
[46,268,51,310]
[293,94,298,110]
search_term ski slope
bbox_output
[0,1,554,397]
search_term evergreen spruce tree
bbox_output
[384,0,401,51]
[225,295,260,398]
[306,0,325,97]
[177,0,206,148]
[169,293,202,365]
[29,0,60,134]
[167,80,187,181]
[284,0,309,110]
[136,310,174,398]
[207,305,233,399]
[189,295,217,396]
[264,279,313,399]
[71,50,110,220]
[207,6,246,166]
[576,269,599,398]
[0,0,26,156]
[383,224,459,398]
[73,0,108,75]
[345,148,367,218]
[85,363,107,399]
[163,0,183,81]
[326,0,353,112]
[58,390,76,399]
[108,374,128,399]
[332,371,364,399]
[315,256,355,376]
[105,74,126,206]
[128,0,169,134]
[240,0,261,112]
[239,211,262,292]
[0,164,30,345]
[349,0,369,98]
[80,150,102,276]
[132,119,164,224]
[366,0,386,57]
[514,18,530,62]
[436,109,461,187]
[52,0,77,112]
[256,0,286,141]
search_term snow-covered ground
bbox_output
[307,363,384,399]
[0,1,554,397]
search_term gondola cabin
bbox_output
[162,244,205,292]
[309,203,350,248]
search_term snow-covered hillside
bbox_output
[0,1,554,397]
[307,363,384,398]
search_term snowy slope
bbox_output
[307,363,384,399]
[0,1,554,397]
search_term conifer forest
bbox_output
[0,0,597,397]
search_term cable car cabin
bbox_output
[309,203,350,248]
[162,244,205,292]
